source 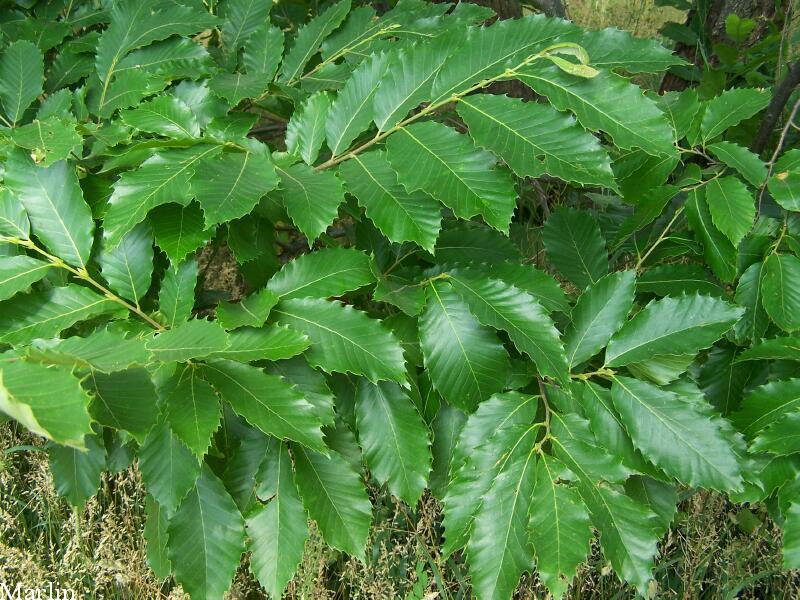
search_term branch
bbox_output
[750,61,800,155]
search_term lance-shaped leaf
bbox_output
[138,421,201,513]
[286,92,332,165]
[266,357,335,426]
[761,254,800,332]
[550,412,630,483]
[564,271,635,368]
[355,380,431,505]
[515,64,674,156]
[248,440,309,598]
[732,379,800,439]
[119,95,200,139]
[267,247,374,299]
[386,121,517,232]
[144,495,171,578]
[221,0,273,55]
[165,368,221,458]
[0,285,119,345]
[217,288,278,330]
[115,37,214,81]
[704,176,754,246]
[207,325,310,362]
[0,188,30,239]
[99,222,154,304]
[293,444,372,559]
[326,52,388,156]
[701,88,771,142]
[707,141,767,187]
[419,281,509,411]
[769,169,800,211]
[750,412,800,456]
[685,187,737,283]
[604,294,743,367]
[430,403,467,498]
[28,329,150,373]
[168,465,246,600]
[542,206,608,289]
[222,429,269,512]
[636,263,724,298]
[273,298,407,384]
[208,71,267,105]
[5,153,94,268]
[457,94,616,189]
[10,117,83,166]
[577,27,685,73]
[0,256,52,301]
[447,272,569,384]
[159,258,198,328]
[194,147,279,227]
[150,202,211,265]
[491,262,568,314]
[278,0,351,83]
[339,151,442,252]
[275,163,345,242]
[0,361,92,448]
[146,319,229,362]
[529,455,592,599]
[373,38,455,132]
[201,359,325,451]
[783,503,800,569]
[104,145,221,248]
[610,376,742,491]
[49,435,106,508]
[738,336,800,362]
[243,24,284,78]
[0,40,43,123]
[86,368,159,442]
[466,424,538,600]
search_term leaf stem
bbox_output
[634,205,684,272]
[1,235,165,331]
[533,378,553,453]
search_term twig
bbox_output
[751,61,800,155]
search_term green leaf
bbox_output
[87,368,159,442]
[737,336,800,362]
[704,176,754,246]
[355,380,431,504]
[221,0,273,55]
[564,271,635,368]
[419,281,509,411]
[530,455,592,599]
[293,444,372,559]
[266,357,335,426]
[10,117,82,166]
[701,88,771,142]
[435,226,520,264]
[0,40,44,124]
[243,24,284,78]
[0,188,30,239]
[222,428,269,512]
[685,188,737,282]
[782,503,800,569]
[577,27,686,72]
[0,285,119,346]
[605,294,743,367]
[636,263,724,297]
[278,0,351,83]
[146,319,229,362]
[267,247,374,299]
[168,465,246,600]
[466,424,538,600]
[0,361,92,448]
[457,93,616,189]
[430,403,466,498]
[491,262,569,313]
[542,206,608,289]
[750,412,800,455]
[207,325,310,362]
[27,328,150,373]
[707,141,767,187]
[550,412,630,483]
[447,271,569,384]
[138,421,201,513]
[201,359,326,451]
[610,375,742,490]
[286,91,332,165]
[158,258,198,328]
[761,254,800,332]
[273,298,407,384]
[104,145,221,248]
[0,256,52,301]
[120,95,201,139]
[4,152,94,268]
[768,169,800,211]
[115,37,215,82]
[386,121,517,232]
[99,222,154,304]
[48,435,105,508]
[165,367,221,458]
[516,64,674,156]
[340,151,442,252]
[326,52,388,156]
[144,495,171,578]
[698,345,752,414]
[193,147,279,227]
[150,202,211,265]
[217,288,278,330]
[275,163,345,242]
[248,440,309,598]
[732,379,800,439]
